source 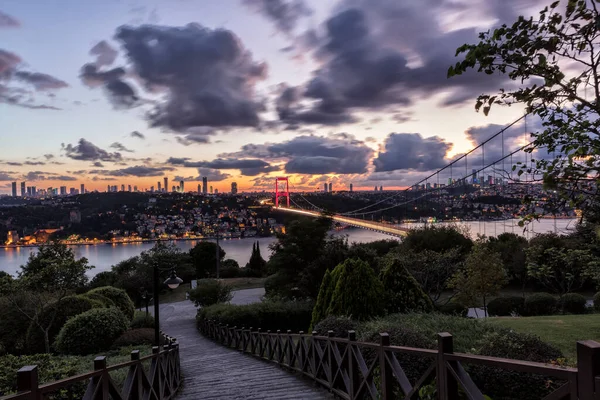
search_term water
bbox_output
[0,219,577,277]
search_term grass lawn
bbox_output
[488,314,600,361]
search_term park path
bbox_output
[158,288,331,400]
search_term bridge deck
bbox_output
[159,290,331,400]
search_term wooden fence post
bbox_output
[380,333,393,399]
[577,340,600,400]
[327,331,334,389]
[287,330,293,367]
[348,331,358,400]
[311,331,318,377]
[16,365,38,398]
[437,333,459,400]
[94,356,109,399]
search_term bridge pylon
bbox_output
[275,177,289,208]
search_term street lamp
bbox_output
[153,262,182,346]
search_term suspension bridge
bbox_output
[271,114,574,238]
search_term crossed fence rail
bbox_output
[0,335,181,400]
[199,319,600,400]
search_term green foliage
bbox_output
[219,259,240,278]
[54,308,129,355]
[130,311,155,329]
[450,240,507,316]
[188,279,233,307]
[79,292,115,308]
[402,225,473,256]
[0,296,32,355]
[112,328,159,348]
[311,269,336,329]
[197,300,314,332]
[594,292,600,312]
[245,241,267,277]
[190,241,225,278]
[524,292,557,316]
[25,295,99,354]
[88,286,135,320]
[448,0,600,217]
[486,296,525,317]
[88,271,118,289]
[487,233,529,289]
[436,301,469,317]
[313,316,357,338]
[380,256,434,314]
[559,293,587,315]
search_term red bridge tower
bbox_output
[275,177,289,208]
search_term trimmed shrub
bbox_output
[523,293,557,316]
[486,296,525,316]
[189,279,233,307]
[87,287,135,319]
[197,300,313,332]
[79,293,115,308]
[112,328,162,348]
[54,308,129,355]
[380,256,434,314]
[130,311,155,329]
[436,301,468,317]
[470,331,564,400]
[25,295,99,354]
[313,316,357,338]
[559,293,587,314]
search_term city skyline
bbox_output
[0,1,543,194]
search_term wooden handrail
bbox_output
[199,318,600,400]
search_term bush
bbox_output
[88,271,118,289]
[594,292,600,312]
[130,311,155,329]
[54,308,129,355]
[197,300,313,332]
[0,296,31,355]
[436,301,468,317]
[379,256,433,314]
[79,292,115,308]
[112,328,161,348]
[559,293,587,314]
[25,295,100,354]
[486,296,525,316]
[87,286,135,319]
[523,293,557,316]
[189,279,233,307]
[313,316,357,338]
[470,331,564,400]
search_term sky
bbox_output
[0,0,549,194]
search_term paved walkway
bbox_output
[158,289,331,400]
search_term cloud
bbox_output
[373,133,452,172]
[0,11,19,28]
[221,134,373,174]
[113,23,267,130]
[79,64,138,108]
[0,172,16,181]
[172,127,216,145]
[89,41,118,67]
[90,165,176,177]
[130,131,145,139]
[196,168,231,182]
[43,154,54,160]
[0,49,20,73]
[242,0,312,35]
[92,162,104,167]
[167,157,278,176]
[62,138,123,162]
[14,71,68,91]
[110,142,134,152]
[21,171,77,182]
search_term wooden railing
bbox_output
[0,335,181,400]
[199,319,600,400]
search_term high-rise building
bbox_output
[164,177,168,193]
[60,186,67,195]
[150,186,154,193]
[231,182,238,194]
[134,185,138,192]
[488,175,493,185]
[31,186,36,196]
[128,185,132,192]
[69,187,76,195]
[323,183,328,192]
[472,169,477,184]
[179,180,184,192]
[20,182,25,197]
[374,186,377,191]
[349,183,353,192]
[119,184,124,192]
[202,177,208,194]
[379,185,383,191]
[197,184,201,194]
[80,184,85,194]
[107,185,110,192]
[11,182,17,197]
[328,183,332,192]
[157,181,161,191]
[210,186,213,194]
[214,188,218,194]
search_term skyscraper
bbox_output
[121,184,125,192]
[374,186,377,191]
[11,182,17,197]
[164,177,168,193]
[202,177,208,194]
[380,185,383,191]
[80,184,85,194]
[20,182,25,197]
[180,180,184,192]
[197,184,201,194]
[157,181,161,191]
[349,183,353,192]
[31,186,36,196]
[60,186,67,195]
[128,185,132,192]
[472,169,477,184]
[150,186,154,193]
[231,182,238,194]
[323,183,328,192]
[328,183,332,192]
[210,186,213,194]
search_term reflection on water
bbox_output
[0,219,577,277]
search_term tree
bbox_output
[450,241,507,317]
[402,226,473,257]
[245,241,267,277]
[5,242,93,352]
[190,241,225,278]
[487,233,529,294]
[448,0,600,218]
[380,256,434,313]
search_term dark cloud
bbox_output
[55,175,78,181]
[3,161,22,166]
[167,157,277,176]
[24,161,45,166]
[79,64,137,108]
[90,165,175,177]
[0,11,19,28]
[172,127,216,145]
[62,139,123,162]
[242,0,312,35]
[89,41,118,67]
[196,168,231,182]
[373,133,452,172]
[21,171,77,181]
[113,23,267,130]
[110,142,134,152]
[14,71,68,91]
[92,162,104,167]
[79,64,126,87]
[130,131,145,139]
[43,154,55,160]
[0,172,16,181]
[0,49,20,73]
[92,176,117,181]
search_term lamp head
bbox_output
[164,270,183,289]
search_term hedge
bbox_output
[130,311,155,329]
[486,296,525,316]
[87,287,135,319]
[197,301,314,333]
[79,293,115,308]
[523,293,557,316]
[313,316,357,338]
[559,293,587,315]
[594,292,600,312]
[54,308,129,355]
[188,279,232,307]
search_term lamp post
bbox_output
[153,261,183,346]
